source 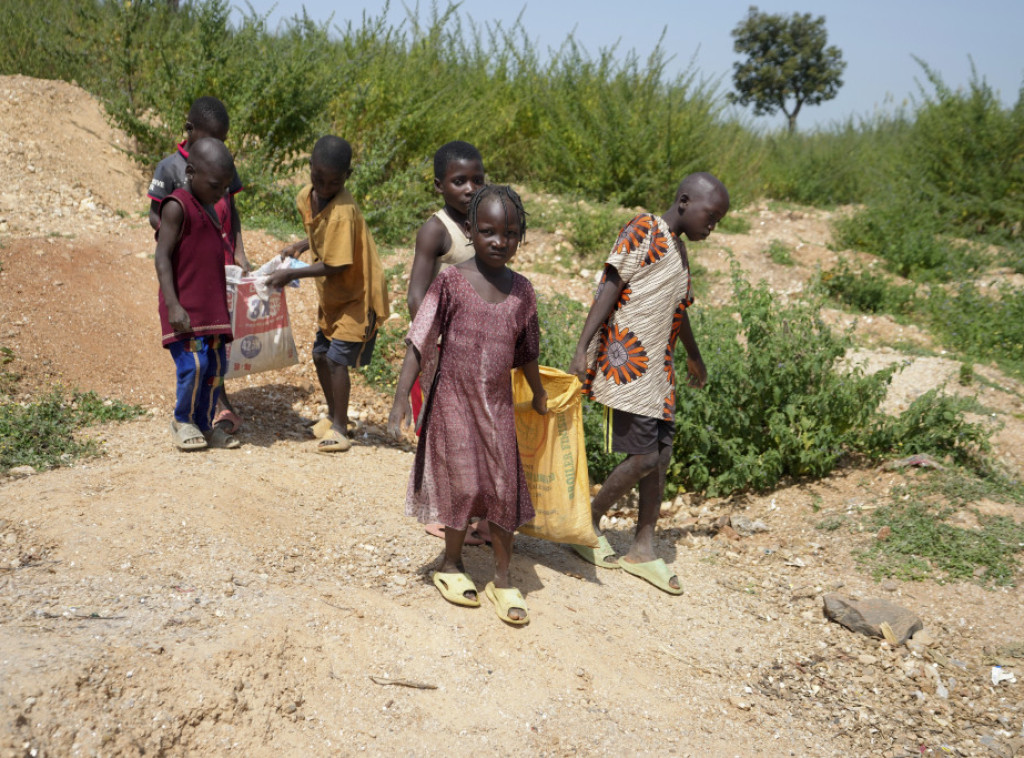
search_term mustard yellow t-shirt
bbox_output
[297,186,389,342]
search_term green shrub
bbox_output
[831,63,1024,280]
[766,239,794,265]
[759,115,909,207]
[927,282,1024,379]
[831,197,970,281]
[671,269,895,496]
[856,390,990,469]
[818,259,917,314]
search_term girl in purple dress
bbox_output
[389,186,548,625]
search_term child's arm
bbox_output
[677,311,707,389]
[407,217,447,318]
[148,200,161,232]
[153,201,189,333]
[263,260,343,289]
[229,195,251,273]
[279,239,310,259]
[567,266,626,381]
[388,345,423,436]
[520,359,549,415]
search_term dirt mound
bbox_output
[0,75,147,238]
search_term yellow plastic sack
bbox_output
[512,366,598,547]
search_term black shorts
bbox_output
[312,329,376,368]
[604,406,675,455]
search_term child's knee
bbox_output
[632,450,662,476]
[312,351,330,371]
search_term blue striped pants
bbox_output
[168,336,226,431]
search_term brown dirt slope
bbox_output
[2,76,1024,758]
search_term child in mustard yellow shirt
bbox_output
[267,136,389,453]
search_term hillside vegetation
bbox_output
[2,0,1023,500]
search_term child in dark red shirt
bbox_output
[154,138,240,451]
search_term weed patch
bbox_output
[858,496,1024,586]
[1,389,145,474]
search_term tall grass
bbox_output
[833,63,1024,280]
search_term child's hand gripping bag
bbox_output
[513,366,598,547]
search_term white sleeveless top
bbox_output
[431,209,475,279]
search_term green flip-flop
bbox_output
[618,557,683,595]
[570,534,620,569]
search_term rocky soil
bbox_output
[1,75,1023,757]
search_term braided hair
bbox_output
[467,184,527,241]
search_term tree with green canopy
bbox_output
[728,6,846,132]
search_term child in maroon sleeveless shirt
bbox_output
[154,137,238,451]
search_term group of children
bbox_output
[154,97,729,626]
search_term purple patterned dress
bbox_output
[405,266,540,532]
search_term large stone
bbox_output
[822,593,923,644]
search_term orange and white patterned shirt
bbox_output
[583,213,693,420]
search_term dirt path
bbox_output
[2,75,1024,757]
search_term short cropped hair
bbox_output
[676,172,729,204]
[434,140,483,180]
[190,137,235,173]
[187,96,230,134]
[311,136,353,172]
[468,184,527,239]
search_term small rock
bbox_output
[857,654,879,665]
[732,516,770,537]
[729,696,751,711]
[822,593,923,644]
[791,586,817,600]
[715,524,741,542]
[393,576,408,587]
[910,629,935,648]
[881,580,899,592]
[7,465,36,478]
[3,533,16,546]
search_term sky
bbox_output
[234,0,1024,131]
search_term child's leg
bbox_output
[437,526,476,602]
[488,522,525,621]
[197,337,227,432]
[312,350,335,418]
[624,444,672,562]
[326,359,351,431]
[169,339,211,429]
[589,451,661,532]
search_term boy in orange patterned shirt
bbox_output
[568,172,729,594]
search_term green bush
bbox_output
[818,259,918,314]
[671,269,895,495]
[831,63,1024,280]
[856,390,990,469]
[927,282,1024,379]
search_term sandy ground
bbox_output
[2,75,1024,757]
